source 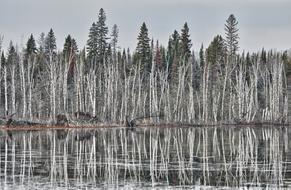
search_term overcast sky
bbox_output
[0,0,290,53]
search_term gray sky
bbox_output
[0,0,290,53]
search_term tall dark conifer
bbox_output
[7,42,18,66]
[87,8,109,65]
[136,22,151,73]
[25,34,37,57]
[224,14,239,60]
[63,35,78,59]
[180,22,192,60]
[44,28,57,58]
[96,8,108,64]
[87,22,98,58]
[206,35,225,65]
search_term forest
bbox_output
[0,8,290,125]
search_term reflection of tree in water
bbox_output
[0,126,289,188]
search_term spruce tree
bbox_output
[63,35,78,82]
[154,40,163,70]
[180,22,192,60]
[96,8,108,64]
[224,14,239,60]
[44,28,57,58]
[167,30,180,80]
[206,35,225,65]
[63,35,78,59]
[7,42,18,65]
[87,22,98,58]
[170,30,180,56]
[136,22,151,73]
[25,34,37,57]
[111,24,118,54]
[87,8,109,64]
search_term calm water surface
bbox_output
[0,126,291,189]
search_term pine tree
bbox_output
[224,14,239,60]
[136,22,151,73]
[180,22,192,60]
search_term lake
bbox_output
[0,126,290,189]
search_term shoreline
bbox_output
[0,122,289,131]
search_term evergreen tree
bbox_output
[170,30,180,57]
[96,8,109,64]
[136,22,151,73]
[154,40,163,70]
[105,44,112,65]
[87,22,98,58]
[63,35,78,76]
[38,32,46,53]
[44,28,57,58]
[180,22,192,60]
[199,44,205,69]
[224,14,239,60]
[63,35,78,59]
[167,30,181,80]
[206,35,225,65]
[111,24,119,60]
[25,34,37,57]
[87,8,109,64]
[7,42,18,65]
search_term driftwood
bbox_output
[0,112,288,130]
[126,115,164,129]
[0,112,98,128]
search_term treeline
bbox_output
[0,8,290,124]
